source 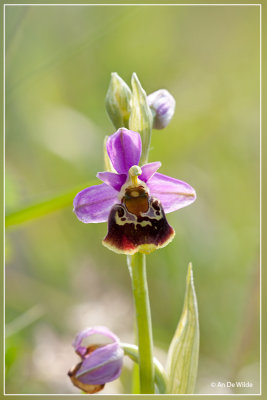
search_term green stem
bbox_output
[127,253,155,394]
[121,343,167,394]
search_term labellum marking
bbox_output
[103,185,175,255]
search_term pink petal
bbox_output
[106,128,142,174]
[96,171,127,191]
[147,172,196,213]
[140,161,161,182]
[73,326,120,357]
[73,184,118,223]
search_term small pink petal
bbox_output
[97,171,127,191]
[140,161,161,182]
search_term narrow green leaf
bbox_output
[129,73,153,165]
[5,181,97,228]
[105,72,132,129]
[166,263,200,394]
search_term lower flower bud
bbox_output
[68,326,124,394]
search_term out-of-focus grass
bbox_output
[5,180,97,228]
[5,5,260,394]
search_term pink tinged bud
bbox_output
[147,89,176,129]
[68,326,124,394]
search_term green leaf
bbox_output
[5,181,97,228]
[129,73,153,165]
[166,263,200,394]
[105,72,132,129]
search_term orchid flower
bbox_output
[68,326,124,394]
[73,128,196,255]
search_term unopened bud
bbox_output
[129,73,153,165]
[147,89,176,130]
[105,73,132,129]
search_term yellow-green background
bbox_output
[5,3,260,395]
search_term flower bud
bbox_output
[129,73,153,165]
[68,326,124,394]
[105,72,132,129]
[147,89,176,130]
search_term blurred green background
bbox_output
[5,4,260,395]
